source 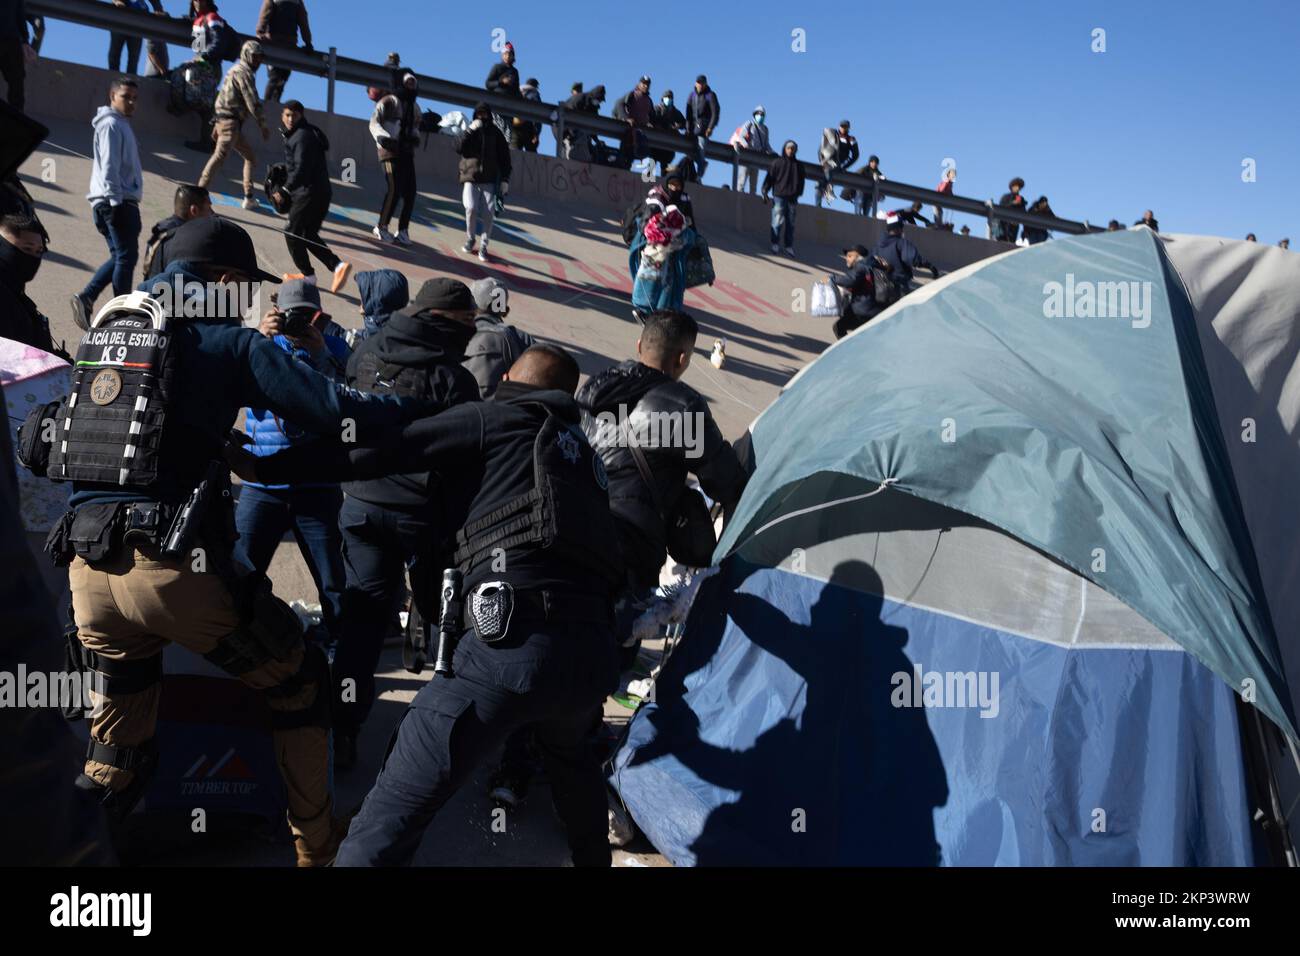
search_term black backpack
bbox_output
[264,163,290,213]
[871,256,899,306]
[621,200,645,246]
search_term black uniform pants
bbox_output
[378,154,417,232]
[334,496,436,736]
[285,189,341,277]
[336,621,620,866]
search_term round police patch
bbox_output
[89,368,123,406]
[592,452,609,491]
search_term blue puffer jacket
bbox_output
[243,332,351,490]
[355,268,410,340]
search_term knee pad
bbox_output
[77,738,159,825]
[203,573,303,677]
[265,643,332,732]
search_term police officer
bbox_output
[332,278,480,768]
[577,309,748,599]
[871,213,940,300]
[29,216,429,866]
[227,344,624,866]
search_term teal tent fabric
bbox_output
[718,229,1295,737]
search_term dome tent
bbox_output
[612,228,1300,866]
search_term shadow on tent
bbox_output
[626,553,949,866]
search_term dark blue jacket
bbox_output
[68,262,424,508]
[356,268,409,340]
[243,332,350,491]
[871,233,933,290]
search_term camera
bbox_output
[279,307,316,337]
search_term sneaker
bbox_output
[241,195,258,211]
[330,261,352,294]
[372,225,393,243]
[770,242,780,254]
[783,246,796,258]
[70,293,92,331]
[462,238,476,254]
[488,767,530,810]
[608,792,636,847]
[281,271,311,283]
[393,229,412,246]
[477,243,489,263]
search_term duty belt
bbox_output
[461,588,611,631]
[120,501,178,548]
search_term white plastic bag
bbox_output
[810,279,842,317]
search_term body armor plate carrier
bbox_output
[47,292,177,488]
[454,405,622,590]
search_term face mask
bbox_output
[754,113,765,125]
[0,234,41,284]
[662,97,672,106]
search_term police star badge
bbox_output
[555,428,580,464]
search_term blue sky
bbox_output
[35,0,1298,241]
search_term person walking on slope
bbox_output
[275,99,351,292]
[368,71,423,245]
[761,140,805,257]
[198,39,270,210]
[71,76,144,330]
[457,102,511,263]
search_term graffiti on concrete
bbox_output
[210,192,786,319]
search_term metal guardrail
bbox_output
[29,0,1101,237]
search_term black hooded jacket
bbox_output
[763,143,806,200]
[576,359,748,587]
[457,120,512,185]
[343,310,480,511]
[282,120,331,198]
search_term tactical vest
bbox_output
[47,292,178,488]
[454,405,622,589]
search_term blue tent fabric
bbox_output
[614,560,1256,866]
[714,229,1294,738]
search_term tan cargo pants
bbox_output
[198,118,257,197]
[68,543,333,853]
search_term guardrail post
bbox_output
[870,180,879,219]
[556,109,566,158]
[326,46,338,114]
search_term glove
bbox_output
[469,118,483,131]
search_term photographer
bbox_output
[234,277,350,650]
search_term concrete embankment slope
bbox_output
[20,57,1013,440]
